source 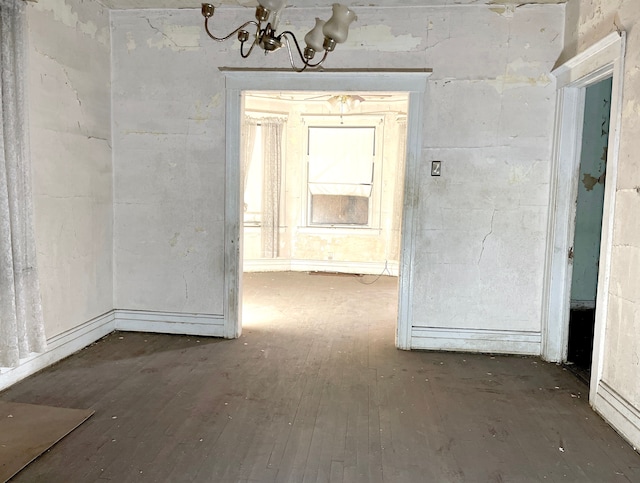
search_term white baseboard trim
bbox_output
[0,310,115,392]
[594,380,640,451]
[411,327,541,355]
[114,309,225,337]
[244,258,399,276]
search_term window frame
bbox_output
[301,115,384,231]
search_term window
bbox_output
[307,126,377,226]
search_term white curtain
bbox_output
[260,118,284,259]
[0,0,46,367]
[241,116,257,198]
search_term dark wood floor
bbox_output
[2,272,640,482]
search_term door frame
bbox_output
[221,69,430,349]
[542,32,626,400]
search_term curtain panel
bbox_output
[260,118,285,259]
[0,0,46,367]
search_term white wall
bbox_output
[27,0,113,338]
[111,10,225,315]
[111,5,563,351]
[563,0,640,451]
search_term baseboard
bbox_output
[594,380,640,451]
[114,310,225,337]
[0,311,116,392]
[411,327,541,355]
[244,259,399,276]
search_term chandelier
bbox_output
[200,1,357,72]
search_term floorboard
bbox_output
[1,271,639,482]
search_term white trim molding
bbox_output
[543,31,626,364]
[114,310,225,337]
[0,311,115,392]
[411,327,541,355]
[594,381,640,451]
[0,309,228,391]
[223,69,431,351]
[544,30,637,452]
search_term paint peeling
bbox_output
[32,0,109,46]
[344,25,422,52]
[146,20,200,52]
[169,232,180,247]
[582,172,605,191]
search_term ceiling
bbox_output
[98,0,566,10]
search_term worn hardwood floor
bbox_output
[2,272,639,482]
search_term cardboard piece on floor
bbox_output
[0,401,94,482]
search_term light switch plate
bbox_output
[431,160,441,176]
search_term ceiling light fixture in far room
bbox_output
[327,94,364,121]
[200,1,356,72]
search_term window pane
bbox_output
[308,127,375,191]
[310,195,369,225]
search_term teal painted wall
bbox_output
[570,77,612,308]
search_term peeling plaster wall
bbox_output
[564,0,640,448]
[111,5,563,340]
[27,0,112,337]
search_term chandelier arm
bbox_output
[240,38,259,58]
[280,31,329,69]
[204,17,260,42]
[302,50,329,68]
[280,35,308,72]
[279,31,306,61]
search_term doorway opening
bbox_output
[221,70,430,347]
[240,91,409,337]
[566,77,612,385]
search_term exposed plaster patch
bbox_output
[169,232,180,247]
[622,99,640,120]
[488,0,566,4]
[191,101,209,122]
[343,25,422,52]
[145,19,200,52]
[487,58,551,91]
[509,160,539,185]
[126,32,137,52]
[208,93,222,109]
[33,0,108,46]
[489,5,515,17]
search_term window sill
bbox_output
[297,226,382,236]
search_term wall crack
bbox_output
[478,210,497,264]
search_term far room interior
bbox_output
[241,91,409,335]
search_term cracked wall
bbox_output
[111,4,562,339]
[27,0,112,337]
[564,0,640,446]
